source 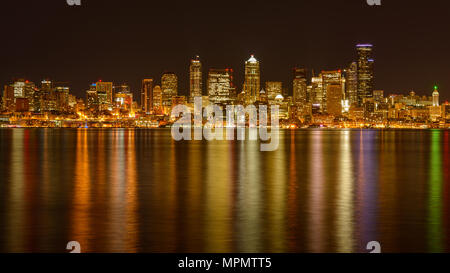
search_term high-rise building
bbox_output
[54,82,70,112]
[161,72,178,112]
[189,56,202,101]
[12,79,26,98]
[153,85,163,114]
[86,83,98,112]
[432,85,440,106]
[207,68,235,105]
[310,76,323,110]
[327,84,343,116]
[244,55,260,103]
[141,79,153,113]
[114,83,133,111]
[265,82,283,104]
[356,44,374,106]
[96,81,113,111]
[2,85,15,111]
[321,70,343,113]
[293,68,307,106]
[345,62,358,106]
[40,80,54,112]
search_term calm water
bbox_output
[0,128,449,253]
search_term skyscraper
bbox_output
[161,72,178,113]
[265,81,283,104]
[345,62,358,106]
[12,79,26,98]
[321,70,343,113]
[86,83,98,112]
[432,85,440,106]
[141,79,153,113]
[189,56,202,101]
[356,44,374,106]
[207,68,235,105]
[327,84,343,116]
[153,85,163,114]
[244,55,260,103]
[293,68,307,106]
[96,81,113,111]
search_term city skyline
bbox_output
[2,49,449,104]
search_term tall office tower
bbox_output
[41,80,52,97]
[40,79,53,112]
[310,76,323,108]
[327,84,343,116]
[321,70,343,113]
[152,85,163,114]
[12,79,26,98]
[161,72,178,112]
[356,44,374,106]
[86,84,98,111]
[244,55,260,103]
[345,62,358,106]
[54,82,70,112]
[432,85,440,106]
[265,81,283,104]
[207,68,235,105]
[114,83,133,111]
[189,56,202,101]
[31,88,42,113]
[293,68,308,106]
[24,81,35,99]
[2,85,15,111]
[96,81,113,111]
[141,79,154,113]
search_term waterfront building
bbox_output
[243,55,260,103]
[356,44,374,106]
[189,56,202,102]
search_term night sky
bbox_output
[1,0,449,101]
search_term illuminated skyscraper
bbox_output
[41,80,55,112]
[161,72,178,112]
[141,79,153,113]
[244,55,260,103]
[96,81,113,111]
[356,44,374,106]
[189,56,202,101]
[321,70,343,113]
[432,85,440,106]
[153,85,163,114]
[2,85,15,111]
[293,68,307,106]
[54,82,70,112]
[345,62,358,106]
[12,79,26,98]
[265,81,282,104]
[327,84,343,116]
[207,68,235,105]
[310,76,323,112]
[86,83,98,112]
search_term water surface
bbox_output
[0,128,449,253]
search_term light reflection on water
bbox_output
[0,128,448,253]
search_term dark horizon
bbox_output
[1,0,449,101]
